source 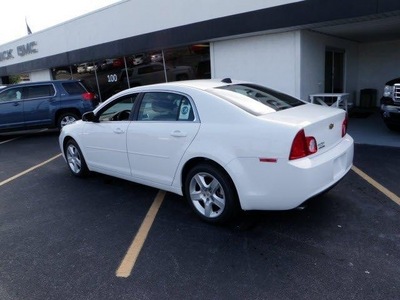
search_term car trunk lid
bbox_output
[261,103,348,155]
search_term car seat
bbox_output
[152,98,177,120]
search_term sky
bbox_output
[0,0,122,45]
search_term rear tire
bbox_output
[65,139,89,177]
[58,112,79,129]
[184,163,239,224]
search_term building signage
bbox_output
[0,41,38,62]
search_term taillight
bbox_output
[342,114,348,137]
[289,129,317,160]
[82,92,95,100]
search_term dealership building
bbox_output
[1,0,400,106]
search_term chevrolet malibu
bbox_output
[59,79,354,223]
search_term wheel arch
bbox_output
[62,135,74,155]
[180,157,241,207]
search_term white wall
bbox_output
[358,39,400,104]
[300,30,359,104]
[29,69,52,82]
[212,29,364,105]
[211,31,301,98]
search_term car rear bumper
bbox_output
[226,134,354,211]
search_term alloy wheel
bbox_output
[189,172,226,219]
[66,143,82,174]
[60,115,77,127]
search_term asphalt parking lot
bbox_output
[0,130,399,300]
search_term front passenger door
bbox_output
[0,87,24,131]
[82,93,138,177]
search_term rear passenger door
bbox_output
[23,84,56,127]
[127,92,200,186]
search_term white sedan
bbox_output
[59,79,354,223]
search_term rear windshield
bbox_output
[62,82,87,95]
[210,83,305,115]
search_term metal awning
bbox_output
[310,12,400,43]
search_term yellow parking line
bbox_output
[352,165,400,205]
[0,153,62,187]
[116,190,166,278]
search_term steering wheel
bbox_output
[114,110,131,121]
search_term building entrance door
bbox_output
[325,49,345,93]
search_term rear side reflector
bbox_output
[259,158,277,163]
[289,129,317,160]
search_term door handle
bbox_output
[13,102,20,106]
[113,128,125,134]
[171,130,187,137]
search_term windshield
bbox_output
[210,83,305,115]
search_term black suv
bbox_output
[0,80,98,132]
[380,77,400,131]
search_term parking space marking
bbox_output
[0,129,49,145]
[0,137,20,145]
[116,190,166,278]
[352,165,400,205]
[0,153,62,187]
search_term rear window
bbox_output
[62,82,87,95]
[210,84,305,115]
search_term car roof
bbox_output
[2,80,81,88]
[128,78,248,92]
[107,78,252,103]
[98,79,248,111]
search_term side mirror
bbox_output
[82,111,98,122]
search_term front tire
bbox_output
[184,163,239,224]
[65,139,89,177]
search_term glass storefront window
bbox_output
[51,43,210,102]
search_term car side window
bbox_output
[62,82,87,95]
[0,87,23,102]
[24,85,55,99]
[98,94,138,121]
[138,92,194,121]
